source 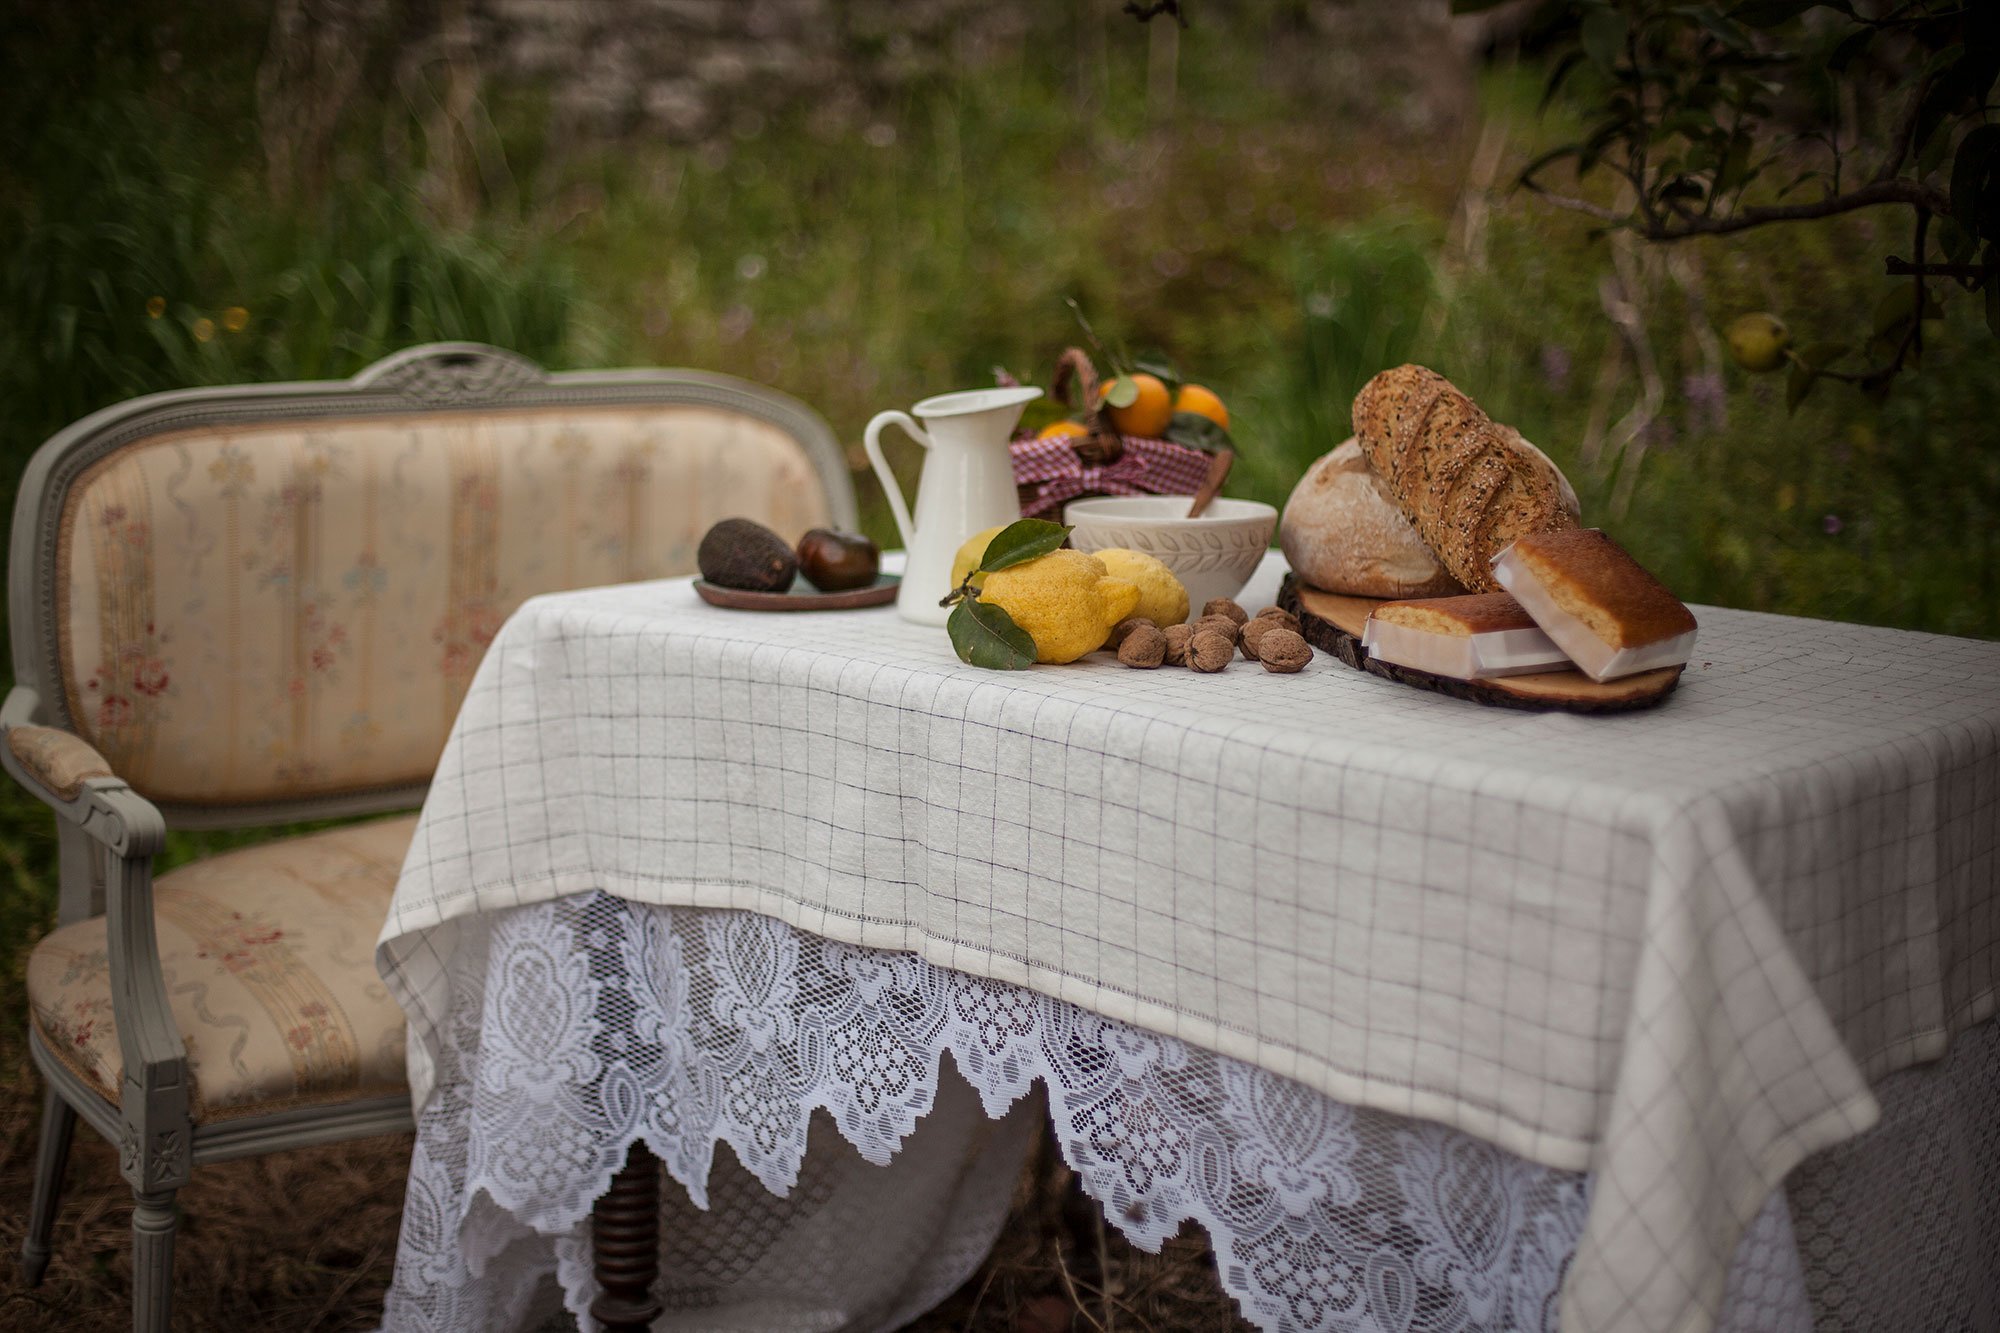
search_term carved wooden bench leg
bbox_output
[590,1142,663,1333]
[130,1189,178,1333]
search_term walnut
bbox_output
[1162,623,1193,665]
[1193,614,1240,646]
[1188,628,1234,672]
[1201,598,1249,627]
[1107,617,1156,650]
[1253,606,1301,634]
[1117,624,1168,668]
[1256,627,1312,673]
[1240,616,1277,662]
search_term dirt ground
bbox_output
[0,1027,1249,1332]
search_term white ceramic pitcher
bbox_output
[864,386,1040,625]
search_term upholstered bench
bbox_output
[2,344,857,1332]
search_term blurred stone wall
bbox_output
[469,0,1029,141]
[459,0,1467,144]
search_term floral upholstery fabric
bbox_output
[7,724,113,800]
[56,406,832,805]
[27,815,419,1119]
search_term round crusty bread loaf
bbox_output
[1281,440,1463,598]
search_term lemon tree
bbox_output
[1495,0,1998,401]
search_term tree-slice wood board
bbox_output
[1279,574,1683,714]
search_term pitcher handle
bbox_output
[862,410,927,551]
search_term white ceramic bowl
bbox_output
[1064,496,1278,612]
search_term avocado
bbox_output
[698,517,798,592]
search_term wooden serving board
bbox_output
[1279,574,1683,714]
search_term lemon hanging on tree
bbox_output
[1726,313,1791,373]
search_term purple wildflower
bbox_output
[1822,514,1843,535]
[1540,344,1571,391]
[1682,371,1728,433]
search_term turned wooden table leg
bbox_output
[590,1142,663,1333]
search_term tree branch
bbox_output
[1523,176,1949,240]
[1874,72,1932,183]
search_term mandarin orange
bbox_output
[1173,383,1230,431]
[1097,373,1173,438]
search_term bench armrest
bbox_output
[8,724,114,801]
[2,688,186,1190]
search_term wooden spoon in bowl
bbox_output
[1186,447,1235,518]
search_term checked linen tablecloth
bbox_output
[378,553,2000,1333]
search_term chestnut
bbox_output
[796,528,880,592]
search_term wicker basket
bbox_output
[1010,347,1214,515]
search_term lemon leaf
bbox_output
[1101,376,1140,409]
[1580,9,1627,72]
[1785,358,1817,414]
[1163,411,1233,452]
[948,599,1037,670]
[979,519,1070,573]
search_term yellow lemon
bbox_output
[949,525,1008,593]
[1726,313,1791,373]
[978,550,1141,664]
[1091,548,1188,630]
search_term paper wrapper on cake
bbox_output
[1492,528,1697,682]
[1353,365,1579,592]
[1361,591,1572,680]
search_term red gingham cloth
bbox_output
[1009,432,1215,518]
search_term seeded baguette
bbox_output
[1353,365,1578,591]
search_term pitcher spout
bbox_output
[911,385,1044,425]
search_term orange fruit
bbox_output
[1097,373,1173,438]
[1037,419,1091,443]
[1174,383,1230,431]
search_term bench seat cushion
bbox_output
[27,815,417,1120]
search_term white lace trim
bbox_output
[379,892,1838,1332]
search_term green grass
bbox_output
[0,6,1994,994]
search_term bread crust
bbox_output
[1506,528,1696,649]
[1353,366,1577,591]
[1279,440,1464,599]
[1372,591,1540,637]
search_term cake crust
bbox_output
[1372,591,1541,637]
[1505,529,1696,649]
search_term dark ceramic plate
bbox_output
[693,572,900,611]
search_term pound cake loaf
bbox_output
[1360,591,1572,681]
[1353,365,1578,592]
[1491,528,1697,682]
